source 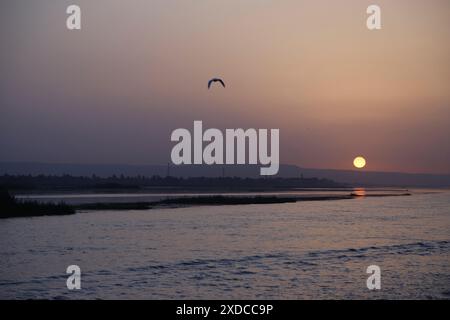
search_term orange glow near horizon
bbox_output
[1,0,449,174]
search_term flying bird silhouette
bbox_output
[208,78,225,89]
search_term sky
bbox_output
[1,0,449,174]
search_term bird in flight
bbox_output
[208,78,225,89]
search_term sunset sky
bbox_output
[1,0,449,174]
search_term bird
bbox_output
[208,78,225,89]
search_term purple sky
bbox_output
[1,0,449,174]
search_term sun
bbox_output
[353,156,366,169]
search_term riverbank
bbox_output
[1,190,412,219]
[73,195,344,211]
[74,192,412,211]
[0,190,75,219]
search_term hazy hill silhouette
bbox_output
[1,162,449,188]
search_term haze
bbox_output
[1,0,449,174]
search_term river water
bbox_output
[1,190,449,299]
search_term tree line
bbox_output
[0,174,345,191]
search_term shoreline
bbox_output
[75,192,412,211]
[74,195,347,211]
[0,192,412,219]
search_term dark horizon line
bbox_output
[0,160,449,177]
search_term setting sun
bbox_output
[353,156,366,169]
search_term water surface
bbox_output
[1,190,449,299]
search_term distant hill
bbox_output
[0,162,449,188]
[297,167,450,188]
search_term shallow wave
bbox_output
[122,240,450,275]
[305,240,450,259]
[2,240,447,293]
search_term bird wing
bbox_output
[217,79,225,87]
[208,79,214,89]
